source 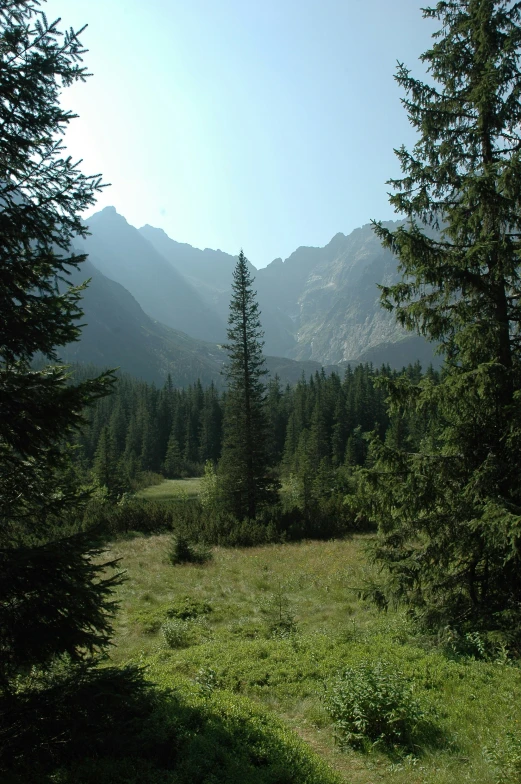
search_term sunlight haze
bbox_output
[44,0,436,267]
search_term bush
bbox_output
[484,731,521,784]
[166,597,213,620]
[83,497,172,535]
[161,618,192,648]
[325,661,429,752]
[167,534,212,565]
[129,471,165,492]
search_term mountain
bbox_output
[138,224,244,307]
[255,222,436,365]
[60,258,226,386]
[83,207,439,371]
[140,216,436,366]
[139,224,298,358]
[60,258,346,386]
[77,207,226,343]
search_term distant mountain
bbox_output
[83,207,438,371]
[139,223,298,358]
[255,222,434,365]
[138,224,245,307]
[60,258,346,387]
[77,207,226,343]
[60,258,226,386]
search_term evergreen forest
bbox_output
[74,360,431,532]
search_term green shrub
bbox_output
[484,731,521,784]
[83,497,172,535]
[166,597,213,620]
[161,618,192,648]
[194,666,221,695]
[325,661,429,752]
[167,535,212,565]
[130,471,165,491]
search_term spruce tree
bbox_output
[92,425,126,498]
[364,0,521,639]
[164,432,183,478]
[0,2,117,690]
[218,250,278,520]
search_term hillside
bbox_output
[60,259,348,386]
[60,259,226,386]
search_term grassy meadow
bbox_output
[102,523,521,784]
[137,477,203,502]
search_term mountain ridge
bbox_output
[78,207,227,343]
[80,207,438,373]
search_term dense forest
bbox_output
[76,361,432,497]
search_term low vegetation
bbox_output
[97,534,521,784]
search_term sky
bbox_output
[44,0,438,268]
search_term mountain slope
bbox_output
[256,222,435,364]
[82,208,438,370]
[61,260,348,386]
[79,207,226,343]
[139,224,297,357]
[60,259,226,386]
[138,225,244,306]
[141,217,435,365]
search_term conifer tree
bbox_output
[218,250,278,520]
[364,0,521,638]
[92,425,125,498]
[198,382,222,463]
[0,2,118,690]
[164,432,183,478]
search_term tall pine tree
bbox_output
[0,2,118,691]
[364,0,521,639]
[218,251,278,520]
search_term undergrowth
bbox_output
[99,537,521,783]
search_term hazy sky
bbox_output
[44,0,437,268]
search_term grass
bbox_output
[103,535,521,784]
[136,477,203,502]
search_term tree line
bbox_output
[75,361,435,498]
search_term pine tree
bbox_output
[92,425,125,498]
[0,3,118,690]
[164,432,183,478]
[198,382,222,463]
[218,250,278,520]
[365,0,521,638]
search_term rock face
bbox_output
[81,208,438,372]
[255,224,407,363]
